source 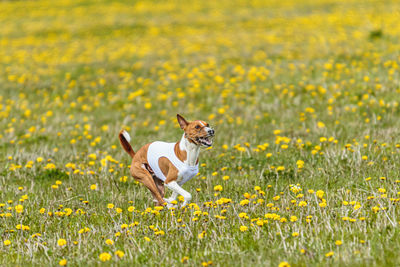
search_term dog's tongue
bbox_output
[205,137,212,145]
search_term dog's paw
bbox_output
[163,197,174,203]
[166,202,177,209]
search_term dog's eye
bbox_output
[206,124,209,127]
[195,125,200,129]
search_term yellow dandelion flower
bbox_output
[115,250,124,258]
[325,251,334,257]
[278,261,291,267]
[15,204,23,213]
[57,238,67,247]
[214,185,223,192]
[239,225,248,232]
[99,252,112,262]
[298,201,307,207]
[181,256,189,263]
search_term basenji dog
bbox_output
[119,114,215,207]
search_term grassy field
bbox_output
[1,0,400,266]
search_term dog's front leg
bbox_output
[165,181,192,207]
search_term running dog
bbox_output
[119,114,215,207]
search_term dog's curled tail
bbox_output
[119,130,135,158]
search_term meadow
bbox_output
[1,0,400,266]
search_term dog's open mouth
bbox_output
[197,136,213,147]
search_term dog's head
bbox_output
[177,114,215,147]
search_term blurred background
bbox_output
[1,0,400,168]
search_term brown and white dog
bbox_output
[119,114,215,207]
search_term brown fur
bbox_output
[118,130,135,158]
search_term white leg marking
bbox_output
[165,181,192,207]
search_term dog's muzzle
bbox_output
[197,129,215,147]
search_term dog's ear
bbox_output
[177,114,189,129]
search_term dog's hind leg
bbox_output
[130,163,166,206]
[153,177,165,198]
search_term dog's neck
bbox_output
[179,133,200,166]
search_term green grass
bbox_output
[1,0,400,266]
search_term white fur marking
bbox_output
[166,181,192,206]
[199,121,205,126]
[122,130,131,142]
[179,134,200,166]
[164,192,178,203]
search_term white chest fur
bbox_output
[179,134,200,167]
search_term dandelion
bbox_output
[44,163,56,170]
[240,199,250,206]
[99,252,112,262]
[319,202,327,208]
[316,190,324,199]
[335,240,343,246]
[4,240,11,246]
[273,196,280,201]
[298,201,307,207]
[90,184,97,190]
[325,251,334,258]
[214,185,223,192]
[59,259,67,266]
[57,238,67,247]
[15,204,23,213]
[276,166,285,172]
[278,261,291,267]
[105,239,114,245]
[240,225,248,232]
[239,213,248,219]
[296,160,304,169]
[198,231,206,239]
[115,250,124,258]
